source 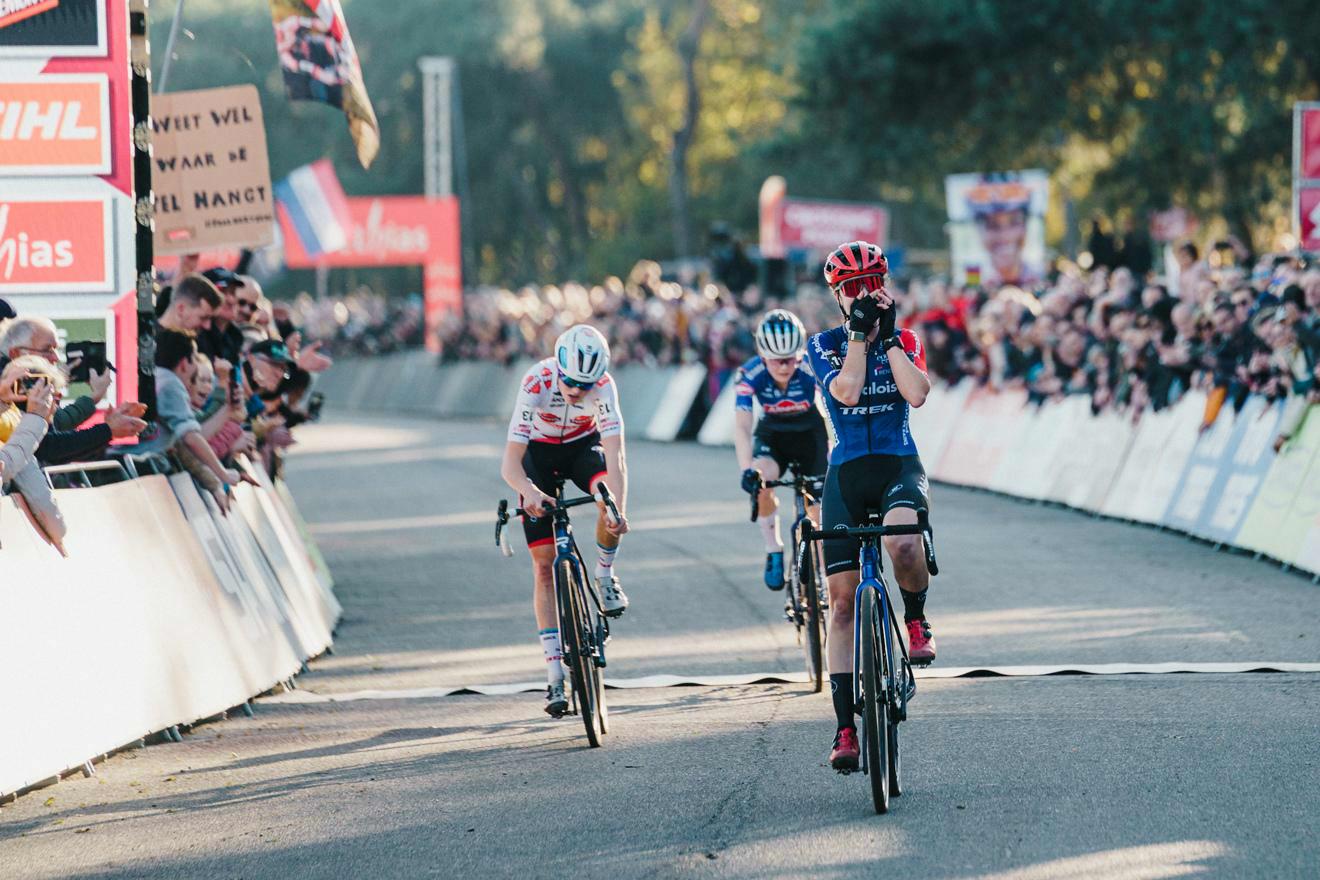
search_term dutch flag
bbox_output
[274,159,353,258]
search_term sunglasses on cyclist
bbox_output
[832,274,887,301]
[559,373,596,391]
[766,356,800,367]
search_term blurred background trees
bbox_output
[154,0,1320,289]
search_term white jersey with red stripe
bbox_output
[507,357,624,444]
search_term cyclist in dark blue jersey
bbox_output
[806,240,936,772]
[734,310,828,589]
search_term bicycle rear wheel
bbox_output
[858,588,890,814]
[557,559,601,748]
[800,539,825,693]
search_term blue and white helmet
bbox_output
[555,324,611,385]
[755,309,806,359]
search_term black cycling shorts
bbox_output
[521,434,607,547]
[752,420,829,479]
[821,454,930,575]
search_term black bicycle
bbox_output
[496,482,620,747]
[751,472,828,693]
[803,510,937,813]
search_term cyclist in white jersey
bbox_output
[500,324,630,717]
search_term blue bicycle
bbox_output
[804,510,937,814]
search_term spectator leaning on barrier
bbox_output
[0,357,68,552]
[118,329,241,495]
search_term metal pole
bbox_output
[129,0,158,419]
[418,57,454,198]
[156,0,186,93]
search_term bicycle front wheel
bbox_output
[801,539,826,693]
[557,559,601,748]
[858,588,890,814]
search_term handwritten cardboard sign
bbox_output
[152,84,274,255]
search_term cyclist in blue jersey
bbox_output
[733,310,828,589]
[806,240,935,772]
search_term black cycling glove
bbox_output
[848,294,884,335]
[874,300,897,339]
[741,468,761,495]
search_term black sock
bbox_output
[829,673,855,730]
[902,588,928,622]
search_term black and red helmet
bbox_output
[823,240,889,289]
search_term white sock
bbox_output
[759,514,783,552]
[539,628,564,684]
[595,542,618,580]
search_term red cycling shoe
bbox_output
[906,618,936,665]
[830,726,860,772]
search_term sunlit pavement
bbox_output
[1,414,1317,879]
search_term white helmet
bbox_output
[555,324,611,385]
[755,309,806,359]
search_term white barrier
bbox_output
[0,472,335,800]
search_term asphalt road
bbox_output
[2,413,1317,879]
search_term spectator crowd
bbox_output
[0,268,331,553]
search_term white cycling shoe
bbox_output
[597,575,629,617]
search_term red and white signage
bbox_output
[1300,106,1320,182]
[1299,185,1320,252]
[0,196,112,292]
[0,75,110,174]
[281,195,462,350]
[780,198,889,251]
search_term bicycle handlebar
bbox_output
[749,473,824,522]
[494,483,622,557]
[800,514,939,577]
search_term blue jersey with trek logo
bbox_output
[806,326,928,465]
[733,355,820,432]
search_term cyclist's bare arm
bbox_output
[500,440,554,516]
[733,408,756,471]
[886,338,930,407]
[599,433,629,535]
[829,338,870,406]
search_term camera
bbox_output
[306,391,325,422]
[16,374,44,394]
[65,341,108,384]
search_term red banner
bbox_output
[780,198,888,251]
[0,197,111,292]
[280,195,461,350]
[1302,108,1320,181]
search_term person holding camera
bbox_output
[0,357,68,551]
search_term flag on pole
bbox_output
[268,0,380,169]
[274,159,353,259]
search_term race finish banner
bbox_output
[1293,103,1320,251]
[781,198,888,252]
[268,0,379,169]
[945,170,1048,288]
[152,85,275,255]
[0,0,138,404]
[279,195,461,351]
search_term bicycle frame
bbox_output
[851,539,910,749]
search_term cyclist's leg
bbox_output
[822,463,863,739]
[881,456,935,661]
[804,419,830,528]
[569,437,629,615]
[522,444,568,697]
[751,426,784,530]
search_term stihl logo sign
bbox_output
[0,76,110,174]
[0,199,111,292]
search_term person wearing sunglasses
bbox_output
[733,309,827,591]
[807,240,936,772]
[500,324,631,718]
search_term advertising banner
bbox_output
[1148,207,1198,244]
[0,74,110,174]
[152,85,274,255]
[280,195,462,347]
[780,198,888,252]
[1298,184,1320,252]
[945,170,1048,288]
[0,195,111,292]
